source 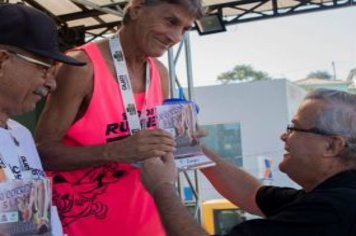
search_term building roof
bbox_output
[295,77,350,86]
[5,0,356,44]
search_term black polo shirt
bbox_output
[229,170,356,236]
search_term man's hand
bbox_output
[141,154,177,195]
[106,129,176,163]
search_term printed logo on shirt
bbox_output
[51,109,158,228]
[30,168,45,179]
[52,163,126,227]
[105,108,157,142]
[9,165,21,179]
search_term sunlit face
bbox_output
[131,3,195,57]
[279,99,328,185]
[0,49,56,117]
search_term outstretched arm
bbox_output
[201,146,264,216]
[141,155,208,236]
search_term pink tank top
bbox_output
[48,42,166,236]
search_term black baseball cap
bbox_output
[0,3,85,66]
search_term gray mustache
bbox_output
[33,87,48,98]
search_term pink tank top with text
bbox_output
[47,42,166,236]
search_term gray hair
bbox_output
[122,0,204,25]
[305,88,356,161]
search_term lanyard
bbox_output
[9,129,33,179]
[0,152,15,180]
[109,35,151,135]
[0,125,34,180]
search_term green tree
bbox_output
[217,64,271,84]
[306,70,333,80]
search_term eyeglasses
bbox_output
[286,124,332,136]
[8,51,52,78]
[286,124,350,147]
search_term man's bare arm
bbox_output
[201,146,264,216]
[141,155,208,236]
[153,183,208,236]
[35,51,175,171]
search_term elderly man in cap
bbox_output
[141,88,356,236]
[0,3,83,235]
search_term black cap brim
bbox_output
[25,47,86,66]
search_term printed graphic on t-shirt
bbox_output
[105,108,157,142]
[52,163,126,226]
[54,108,158,226]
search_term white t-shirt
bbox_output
[0,119,64,236]
[0,119,45,179]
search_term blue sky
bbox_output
[163,6,356,87]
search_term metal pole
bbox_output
[184,31,201,222]
[184,32,194,100]
[70,0,123,15]
[168,48,177,98]
[167,32,201,223]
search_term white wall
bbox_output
[181,79,306,201]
